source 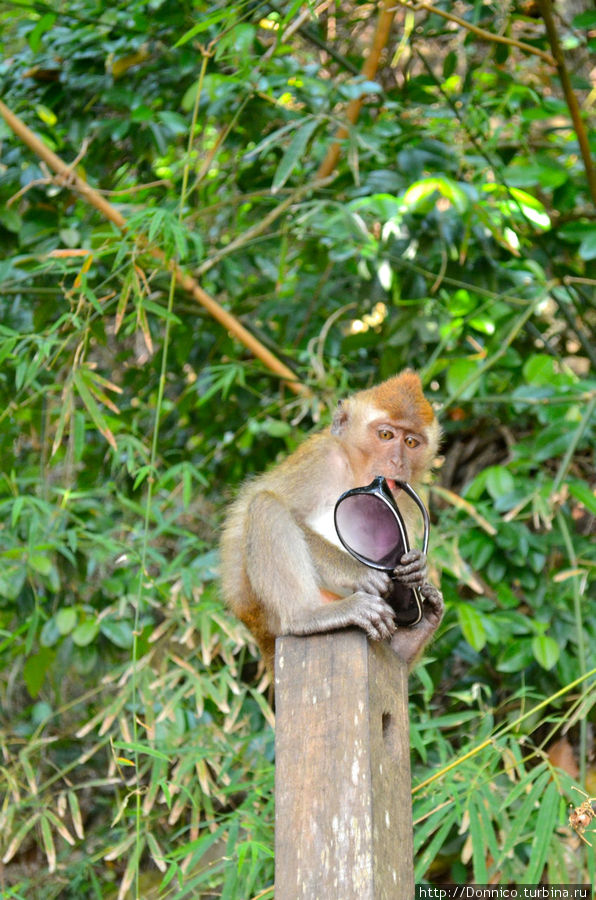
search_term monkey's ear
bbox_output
[331,399,349,435]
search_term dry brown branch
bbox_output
[0,99,310,397]
[395,1,556,66]
[537,0,596,206]
[316,0,397,179]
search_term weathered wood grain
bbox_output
[275,629,413,899]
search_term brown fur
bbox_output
[220,371,443,670]
[356,371,436,429]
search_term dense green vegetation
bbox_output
[0,0,594,897]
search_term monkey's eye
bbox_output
[377,428,394,441]
[404,435,420,448]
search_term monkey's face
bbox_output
[354,413,434,489]
[330,371,441,491]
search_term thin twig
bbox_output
[196,176,333,276]
[394,0,556,66]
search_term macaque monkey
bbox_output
[220,371,444,671]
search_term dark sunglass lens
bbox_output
[335,493,405,568]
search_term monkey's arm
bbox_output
[305,529,443,667]
[302,525,392,598]
[245,491,396,643]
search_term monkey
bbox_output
[220,370,444,672]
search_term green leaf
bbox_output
[174,6,232,46]
[443,51,457,78]
[113,740,171,762]
[272,119,319,194]
[456,603,487,651]
[28,13,57,51]
[73,369,117,450]
[459,531,494,568]
[484,466,514,499]
[525,781,559,883]
[40,617,62,648]
[579,230,596,260]
[261,418,292,438]
[501,767,551,856]
[414,807,458,879]
[446,358,479,400]
[100,619,134,649]
[28,553,52,575]
[23,648,55,698]
[35,104,57,126]
[497,638,534,672]
[533,424,574,462]
[56,608,77,635]
[72,620,100,647]
[572,10,596,27]
[568,480,596,515]
[403,176,469,214]
[0,208,21,233]
[11,495,25,528]
[532,634,559,670]
[523,353,556,385]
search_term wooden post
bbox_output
[274,629,414,899]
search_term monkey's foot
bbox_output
[420,582,444,626]
[388,582,444,666]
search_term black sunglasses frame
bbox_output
[333,475,430,627]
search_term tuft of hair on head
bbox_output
[359,370,436,430]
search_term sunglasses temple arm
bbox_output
[397,482,430,556]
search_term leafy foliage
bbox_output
[0,0,595,896]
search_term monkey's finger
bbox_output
[351,612,393,641]
[361,570,392,595]
[363,616,396,641]
[401,548,424,564]
[349,596,396,640]
[394,552,427,583]
[395,567,426,585]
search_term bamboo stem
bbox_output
[316,0,397,179]
[0,100,310,396]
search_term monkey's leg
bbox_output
[246,491,396,642]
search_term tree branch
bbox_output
[395,1,556,66]
[537,0,596,206]
[0,100,311,397]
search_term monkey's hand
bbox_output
[352,566,393,598]
[290,592,396,643]
[303,527,393,598]
[419,582,444,629]
[343,592,397,642]
[393,548,427,586]
[389,581,444,668]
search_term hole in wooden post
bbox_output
[382,710,397,756]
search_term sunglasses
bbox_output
[334,475,430,626]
